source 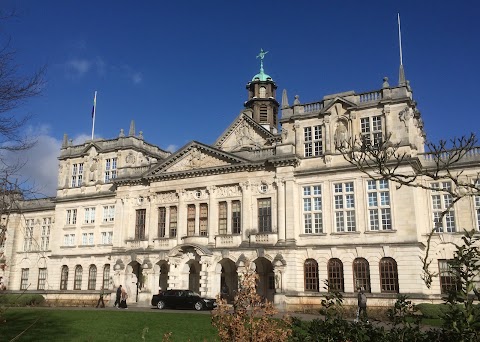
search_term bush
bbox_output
[0,294,45,306]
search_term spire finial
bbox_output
[256,48,269,72]
[398,13,406,86]
[129,120,135,136]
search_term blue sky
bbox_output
[2,0,479,196]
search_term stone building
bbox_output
[1,57,479,309]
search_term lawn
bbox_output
[0,308,219,341]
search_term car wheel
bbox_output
[194,301,204,311]
[157,300,166,310]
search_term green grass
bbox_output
[0,308,219,341]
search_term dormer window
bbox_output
[71,163,83,187]
[105,158,117,183]
[361,116,383,148]
[259,86,266,98]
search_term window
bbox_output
[82,233,94,245]
[431,182,455,232]
[259,105,268,123]
[135,209,146,240]
[71,163,84,187]
[84,207,96,224]
[66,209,77,225]
[20,268,29,290]
[218,202,227,234]
[169,206,177,237]
[361,116,383,148]
[103,205,115,222]
[158,207,166,238]
[367,180,392,230]
[334,182,356,232]
[103,265,110,289]
[328,258,344,292]
[379,257,399,293]
[104,158,117,182]
[88,265,97,290]
[101,231,113,244]
[259,86,266,98]
[353,258,371,292]
[64,234,75,246]
[232,200,241,234]
[439,260,459,294]
[41,218,51,250]
[200,203,208,236]
[60,265,69,290]
[37,268,47,290]
[304,259,319,292]
[304,126,322,157]
[258,198,272,233]
[24,219,34,252]
[303,185,323,234]
[74,265,83,290]
[187,204,195,236]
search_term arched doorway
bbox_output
[219,258,237,302]
[187,260,200,293]
[127,261,141,302]
[158,262,169,291]
[254,257,274,302]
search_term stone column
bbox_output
[240,181,251,243]
[276,178,286,244]
[177,190,185,244]
[199,258,211,297]
[195,203,200,235]
[165,207,170,238]
[285,179,297,244]
[208,186,217,246]
[324,116,331,153]
[226,200,232,234]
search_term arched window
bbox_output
[88,265,97,290]
[379,257,399,293]
[74,265,83,290]
[60,265,69,290]
[259,86,266,98]
[103,264,110,289]
[353,258,371,292]
[327,258,344,292]
[304,259,319,292]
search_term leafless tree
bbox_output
[336,133,480,288]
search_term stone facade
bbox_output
[1,68,479,309]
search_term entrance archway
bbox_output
[219,258,237,302]
[187,260,200,293]
[253,257,274,302]
[126,261,141,302]
[158,262,169,291]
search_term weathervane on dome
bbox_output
[256,48,269,71]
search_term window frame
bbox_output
[135,209,146,240]
[379,257,399,293]
[37,268,47,290]
[232,200,241,234]
[74,265,83,290]
[327,258,344,292]
[334,182,356,232]
[302,185,323,234]
[88,265,97,290]
[257,198,272,233]
[60,265,69,290]
[353,258,371,292]
[304,258,319,292]
[20,268,29,290]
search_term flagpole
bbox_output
[91,91,97,140]
[398,13,403,67]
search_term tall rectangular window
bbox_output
[102,205,115,222]
[135,209,146,240]
[169,206,177,237]
[158,207,166,238]
[304,125,323,157]
[367,179,392,230]
[84,207,96,224]
[218,202,227,235]
[199,203,208,236]
[105,158,117,182]
[20,268,29,290]
[24,219,34,252]
[71,163,84,187]
[258,198,272,233]
[37,268,47,290]
[41,218,51,251]
[66,209,77,225]
[334,182,356,232]
[187,204,196,236]
[232,200,241,234]
[103,265,110,289]
[101,231,113,244]
[361,116,383,148]
[439,260,459,294]
[431,182,455,233]
[303,185,323,234]
[64,234,75,246]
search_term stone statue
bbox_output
[334,121,348,148]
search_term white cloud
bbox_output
[65,58,91,78]
[132,72,143,85]
[165,144,178,153]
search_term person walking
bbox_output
[96,286,105,308]
[119,287,128,309]
[114,285,122,307]
[357,287,368,323]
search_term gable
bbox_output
[215,113,274,152]
[165,148,230,172]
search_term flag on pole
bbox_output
[91,91,97,140]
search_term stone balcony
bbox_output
[125,239,149,249]
[181,235,209,246]
[214,234,243,248]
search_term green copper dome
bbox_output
[252,69,272,82]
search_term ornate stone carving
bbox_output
[398,106,412,127]
[216,185,241,197]
[156,191,178,203]
[185,189,208,201]
[167,149,229,172]
[125,153,136,164]
[334,121,348,148]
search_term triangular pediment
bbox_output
[146,141,250,177]
[321,97,357,115]
[214,112,274,152]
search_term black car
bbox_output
[151,289,217,311]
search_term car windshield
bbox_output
[189,291,200,297]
